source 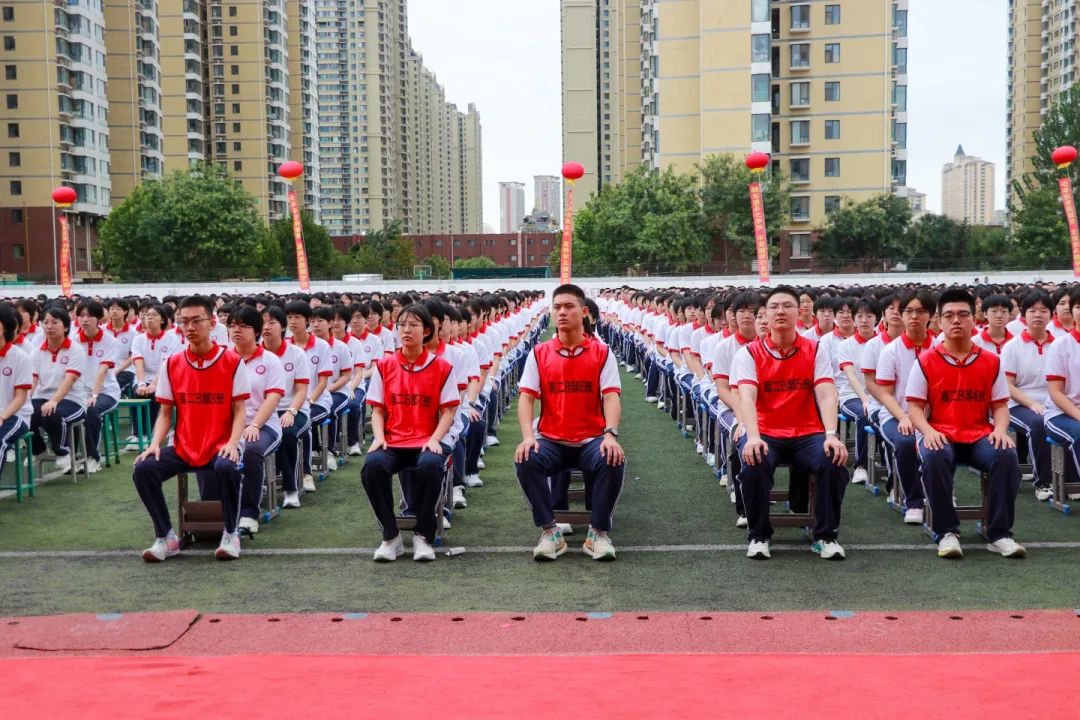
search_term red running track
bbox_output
[4,652,1080,719]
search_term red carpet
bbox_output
[4,652,1078,719]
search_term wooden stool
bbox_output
[394,454,454,547]
[176,472,224,547]
[0,430,35,502]
[554,469,591,527]
[923,465,989,540]
[769,467,816,534]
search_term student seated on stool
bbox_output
[262,306,311,509]
[74,300,123,474]
[29,304,87,472]
[906,287,1026,560]
[0,304,32,473]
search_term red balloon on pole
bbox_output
[745,152,770,172]
[277,160,304,181]
[561,161,585,181]
[1052,146,1078,169]
[51,186,77,207]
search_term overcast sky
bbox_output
[407,0,1007,229]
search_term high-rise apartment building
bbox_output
[942,145,996,226]
[287,0,320,220]
[562,0,909,261]
[534,174,561,220]
[316,0,482,236]
[499,181,526,233]
[1007,0,1069,204]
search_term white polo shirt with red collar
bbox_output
[1043,328,1080,421]
[321,334,353,382]
[0,342,33,425]
[266,339,310,414]
[1002,330,1053,409]
[874,332,935,422]
[131,330,183,384]
[836,331,874,404]
[32,337,88,405]
[77,327,122,401]
[972,328,1014,356]
[240,346,286,435]
[291,333,333,410]
[105,321,137,361]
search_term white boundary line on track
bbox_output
[4,541,1080,559]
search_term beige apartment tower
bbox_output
[942,145,995,226]
[562,0,909,260]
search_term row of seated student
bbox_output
[597,281,1080,561]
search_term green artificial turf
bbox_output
[2,365,1080,616]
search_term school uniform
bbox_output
[361,349,460,544]
[1002,331,1054,487]
[0,342,32,473]
[342,332,370,447]
[836,332,873,469]
[875,333,934,510]
[515,335,624,532]
[106,321,138,396]
[1042,329,1080,487]
[30,337,88,458]
[732,334,849,543]
[268,341,310,494]
[972,329,1013,356]
[75,327,124,462]
[322,335,353,453]
[130,330,182,427]
[132,344,251,537]
[905,345,1020,541]
[292,333,333,474]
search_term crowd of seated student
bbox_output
[597,280,1080,561]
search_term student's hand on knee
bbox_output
[422,438,443,455]
[600,435,624,466]
[1027,402,1045,415]
[218,442,240,464]
[241,425,260,443]
[742,437,767,466]
[989,429,1014,450]
[922,430,948,451]
[824,435,848,466]
[514,436,540,464]
[41,401,57,417]
[368,437,387,454]
[134,444,161,465]
[281,413,294,429]
[898,417,914,435]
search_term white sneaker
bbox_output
[215,531,241,561]
[348,443,363,456]
[55,454,72,472]
[326,455,338,472]
[452,485,467,509]
[987,537,1027,558]
[5,449,14,464]
[1034,485,1053,502]
[937,532,963,559]
[85,458,102,474]
[729,489,737,504]
[706,453,716,466]
[239,516,259,534]
[719,473,728,488]
[695,442,705,455]
[814,539,846,560]
[532,528,567,561]
[657,402,666,411]
[852,467,868,485]
[282,491,301,508]
[141,536,180,562]
[583,528,616,561]
[302,474,317,492]
[904,508,924,525]
[747,540,771,559]
[555,522,574,535]
[465,473,484,487]
[485,435,500,447]
[373,535,405,562]
[635,373,643,379]
[1021,472,1035,482]
[412,534,436,562]
[123,436,141,452]
[477,459,486,470]
[735,515,748,528]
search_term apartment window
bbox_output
[229,25,238,36]
[10,208,21,223]
[751,0,769,23]
[1,7,13,21]
[231,83,239,94]
[232,122,241,133]
[791,43,810,68]
[6,122,16,138]
[894,8,908,37]
[790,158,810,182]
[8,151,18,166]
[824,120,840,139]
[824,157,840,177]
[229,6,237,16]
[791,120,810,145]
[230,45,238,56]
[893,121,907,149]
[825,4,841,25]
[892,159,907,185]
[232,103,240,113]
[11,243,25,259]
[9,180,20,195]
[790,5,810,30]
[825,81,840,101]
[824,43,840,63]
[893,83,907,111]
[751,34,770,63]
[825,196,842,215]
[2,36,13,51]
[790,232,811,258]
[3,64,13,79]
[752,74,770,102]
[233,160,242,171]
[231,64,239,75]
[5,93,14,109]
[893,45,907,74]
[791,81,810,106]
[752,113,771,142]
[215,141,226,154]
[791,196,810,221]
[232,141,241,151]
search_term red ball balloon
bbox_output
[277,160,304,180]
[1052,146,1078,167]
[561,161,585,181]
[745,152,771,171]
[51,186,77,205]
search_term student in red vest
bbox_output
[515,283,624,562]
[132,295,252,562]
[362,303,460,563]
[733,285,849,561]
[906,287,1026,559]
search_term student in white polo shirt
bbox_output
[1042,286,1080,503]
[131,304,182,431]
[74,300,123,474]
[972,294,1014,355]
[30,304,88,472]
[0,303,32,473]
[262,305,310,509]
[836,297,880,485]
[312,306,352,465]
[285,300,332,491]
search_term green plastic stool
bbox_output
[0,431,35,502]
[118,398,152,452]
[100,406,122,467]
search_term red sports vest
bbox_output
[165,348,244,467]
[376,352,455,448]
[915,346,999,443]
[531,337,612,444]
[746,335,824,438]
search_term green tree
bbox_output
[270,209,342,280]
[454,255,497,269]
[1028,85,1080,192]
[904,213,971,270]
[1011,185,1069,267]
[423,254,451,278]
[698,154,790,264]
[348,220,416,279]
[968,225,1010,268]
[98,163,275,281]
[813,194,912,270]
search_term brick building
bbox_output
[332,232,559,268]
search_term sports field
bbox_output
[2,364,1080,618]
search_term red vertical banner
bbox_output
[560,186,574,284]
[1058,176,1080,278]
[58,213,72,298]
[288,189,310,291]
[748,181,770,284]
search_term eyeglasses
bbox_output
[941,311,974,323]
[176,317,209,328]
[901,307,929,317]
